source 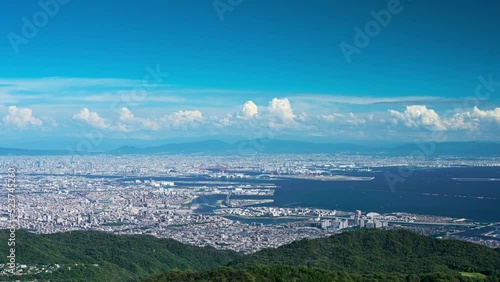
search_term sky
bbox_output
[0,0,499,149]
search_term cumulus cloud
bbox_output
[73,108,109,129]
[172,110,203,123]
[470,106,500,123]
[103,108,206,131]
[2,106,43,129]
[446,112,476,130]
[162,110,204,128]
[240,100,258,118]
[39,101,500,138]
[389,105,500,131]
[119,107,135,121]
[446,106,500,130]
[268,98,296,123]
[116,107,160,131]
[389,105,446,131]
[319,113,345,122]
[319,112,366,126]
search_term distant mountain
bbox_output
[1,229,499,281]
[388,142,500,156]
[0,147,69,156]
[110,140,232,154]
[109,140,371,155]
[233,140,373,154]
[1,140,499,156]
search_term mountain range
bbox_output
[1,140,500,156]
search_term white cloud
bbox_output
[388,105,500,132]
[319,113,345,123]
[115,108,206,131]
[268,98,296,123]
[116,107,161,131]
[119,107,135,121]
[446,112,476,130]
[319,112,366,125]
[446,106,500,130]
[162,110,204,128]
[2,106,43,129]
[73,108,109,129]
[389,105,446,131]
[240,100,258,118]
[471,106,500,123]
[172,110,203,123]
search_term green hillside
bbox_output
[229,229,500,275]
[143,265,494,282]
[1,229,499,281]
[0,229,239,281]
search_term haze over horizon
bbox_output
[1,0,500,149]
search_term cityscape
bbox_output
[2,0,500,280]
[1,154,498,272]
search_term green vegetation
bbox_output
[0,229,239,281]
[461,272,489,280]
[143,265,494,282]
[1,229,499,282]
[229,229,500,275]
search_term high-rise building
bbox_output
[354,210,362,226]
[321,220,331,229]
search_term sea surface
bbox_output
[265,167,500,222]
[77,166,500,222]
[191,167,500,222]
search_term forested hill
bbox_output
[143,265,497,282]
[228,229,500,275]
[0,229,240,281]
[1,229,499,281]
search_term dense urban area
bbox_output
[1,154,499,276]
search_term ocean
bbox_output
[114,166,500,222]
[190,166,500,222]
[264,167,500,222]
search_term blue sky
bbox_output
[0,0,499,149]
